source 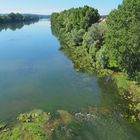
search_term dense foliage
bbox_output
[51,0,140,80]
[83,23,106,49]
[105,0,140,78]
[51,6,100,46]
[0,13,39,24]
[51,6,109,74]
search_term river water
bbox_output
[0,20,139,139]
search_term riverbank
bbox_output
[51,3,140,123]
[61,44,140,122]
[112,73,140,122]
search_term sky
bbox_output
[0,0,123,15]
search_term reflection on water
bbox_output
[0,20,39,32]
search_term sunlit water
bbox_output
[0,20,139,139]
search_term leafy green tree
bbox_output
[83,22,107,51]
[65,29,86,46]
[51,6,100,46]
[105,0,140,78]
[95,45,109,69]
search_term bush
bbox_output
[83,22,107,51]
[95,45,109,69]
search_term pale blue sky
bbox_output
[0,0,122,15]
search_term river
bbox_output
[0,20,139,139]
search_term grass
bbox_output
[112,72,140,122]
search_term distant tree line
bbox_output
[51,0,140,80]
[0,13,39,24]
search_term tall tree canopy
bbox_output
[51,6,100,45]
[105,0,140,77]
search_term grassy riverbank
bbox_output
[112,73,140,122]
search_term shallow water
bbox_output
[0,20,139,139]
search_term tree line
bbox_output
[0,13,39,24]
[51,0,140,80]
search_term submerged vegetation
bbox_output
[51,1,140,121]
[0,109,139,140]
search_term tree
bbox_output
[83,22,107,51]
[105,0,140,78]
[51,6,100,46]
[95,45,109,69]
